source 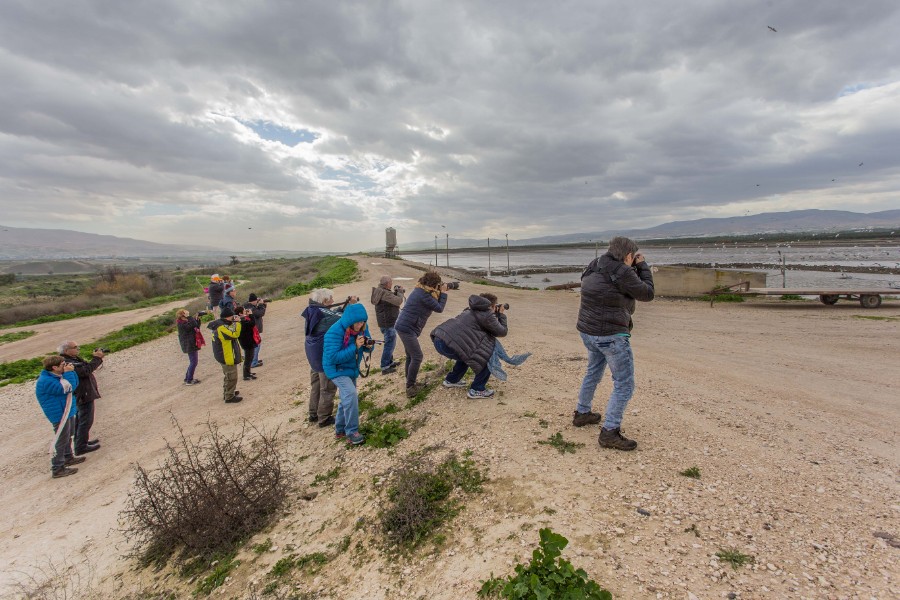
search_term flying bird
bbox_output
[768,25,777,32]
[859,162,864,166]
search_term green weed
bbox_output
[679,466,701,479]
[194,555,239,596]
[0,330,36,344]
[311,466,341,487]
[251,538,273,554]
[538,432,584,454]
[716,548,754,569]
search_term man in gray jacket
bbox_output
[370,276,405,374]
[574,236,654,451]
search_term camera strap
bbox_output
[357,348,371,378]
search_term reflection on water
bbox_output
[401,245,900,291]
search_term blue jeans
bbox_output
[332,376,360,436]
[251,344,261,366]
[380,327,397,368]
[185,350,198,382]
[433,336,491,391]
[576,333,635,429]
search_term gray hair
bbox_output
[379,275,392,288]
[607,236,639,261]
[310,288,334,304]
[58,340,76,354]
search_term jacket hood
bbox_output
[467,294,493,312]
[338,303,368,328]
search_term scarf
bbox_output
[417,283,441,299]
[51,375,74,452]
[342,326,361,348]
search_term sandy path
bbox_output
[0,298,199,363]
[0,257,897,598]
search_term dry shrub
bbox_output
[12,555,94,600]
[88,273,153,298]
[121,418,286,567]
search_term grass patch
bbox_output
[282,257,358,298]
[0,330,36,344]
[853,315,900,322]
[379,452,486,551]
[405,378,441,409]
[359,419,409,448]
[699,293,745,303]
[194,554,239,596]
[0,357,45,388]
[251,538,273,554]
[267,552,329,578]
[538,432,584,454]
[716,548,755,569]
[478,528,612,599]
[679,466,701,479]
[780,294,804,301]
[311,466,341,487]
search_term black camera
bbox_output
[97,347,110,353]
[494,303,510,312]
[446,282,460,290]
[393,285,405,294]
[362,336,384,346]
[261,298,271,303]
[197,310,209,317]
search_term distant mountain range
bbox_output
[398,209,900,250]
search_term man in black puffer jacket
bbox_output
[430,293,507,399]
[574,236,654,451]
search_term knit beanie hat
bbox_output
[248,293,258,302]
[220,307,235,319]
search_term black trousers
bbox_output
[241,344,255,377]
[74,400,95,452]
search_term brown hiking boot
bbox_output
[598,427,637,451]
[406,383,425,398]
[52,467,78,478]
[572,410,602,427]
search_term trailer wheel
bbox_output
[860,294,882,309]
[819,294,839,305]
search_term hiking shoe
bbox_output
[335,432,346,440]
[346,432,365,446]
[184,380,197,385]
[251,361,263,367]
[309,414,319,423]
[190,379,201,385]
[467,388,495,399]
[225,395,243,403]
[406,383,424,398]
[243,375,257,381]
[381,366,397,375]
[75,444,100,454]
[52,467,78,478]
[442,379,467,388]
[573,410,602,427]
[64,456,86,466]
[598,427,638,451]
[317,415,336,428]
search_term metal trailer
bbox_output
[710,282,898,308]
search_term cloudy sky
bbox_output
[2,1,899,252]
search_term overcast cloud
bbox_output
[1,0,899,251]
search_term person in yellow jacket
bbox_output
[207,307,243,403]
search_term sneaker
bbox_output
[573,410,602,427]
[243,375,257,381]
[75,444,100,454]
[52,467,78,478]
[317,415,336,428]
[225,395,243,403]
[598,427,638,451]
[335,432,346,440]
[309,414,319,423]
[190,379,201,384]
[184,380,196,385]
[251,361,263,367]
[381,366,397,375]
[467,388,495,399]
[406,383,424,398]
[346,432,365,446]
[64,456,86,466]
[442,379,467,388]
[87,438,100,446]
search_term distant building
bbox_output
[385,227,398,258]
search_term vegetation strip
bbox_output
[0,330,36,344]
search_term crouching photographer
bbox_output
[429,293,507,399]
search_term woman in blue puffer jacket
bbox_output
[322,302,373,445]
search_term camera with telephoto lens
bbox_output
[362,336,384,347]
[197,310,209,317]
[393,284,405,294]
[97,347,110,353]
[445,282,460,290]
[494,303,510,312]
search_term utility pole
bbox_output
[434,235,438,267]
[505,233,510,275]
[487,237,491,277]
[595,239,599,259]
[445,233,449,267]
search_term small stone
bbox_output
[637,508,651,516]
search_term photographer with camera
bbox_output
[573,236,654,451]
[207,307,244,403]
[234,306,259,381]
[59,341,104,454]
[430,293,508,399]
[244,293,268,368]
[176,309,206,385]
[219,287,237,313]
[207,274,224,316]
[370,275,405,375]
[394,272,449,398]
[322,303,374,446]
[35,356,83,478]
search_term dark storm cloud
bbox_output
[1,0,899,250]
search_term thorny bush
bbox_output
[121,418,286,567]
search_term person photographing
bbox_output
[394,272,448,397]
[370,275,405,375]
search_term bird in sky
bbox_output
[768,25,777,32]
[859,162,864,166]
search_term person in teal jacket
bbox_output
[35,356,84,478]
[322,302,373,445]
